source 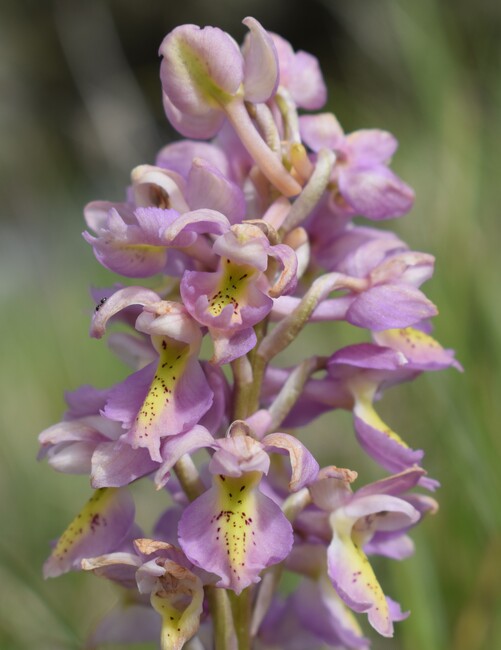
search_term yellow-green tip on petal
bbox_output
[150,560,204,650]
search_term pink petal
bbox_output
[43,488,135,578]
[242,17,279,102]
[300,113,345,152]
[179,474,293,594]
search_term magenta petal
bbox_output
[241,17,279,102]
[287,50,327,110]
[387,596,410,622]
[292,578,370,649]
[211,327,257,365]
[64,384,111,418]
[91,439,159,488]
[105,348,213,462]
[104,362,155,428]
[347,285,438,331]
[354,414,424,474]
[262,432,319,491]
[339,167,415,220]
[83,208,172,278]
[373,327,463,371]
[209,436,269,477]
[160,25,243,112]
[328,342,407,372]
[90,286,160,339]
[327,520,393,637]
[44,488,135,578]
[178,474,293,594]
[299,113,344,152]
[154,426,215,489]
[156,139,230,178]
[355,467,425,499]
[162,91,226,139]
[347,129,399,166]
[365,533,415,560]
[187,158,245,224]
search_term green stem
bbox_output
[267,356,327,432]
[231,355,253,421]
[279,148,335,235]
[207,587,234,650]
[173,454,205,502]
[229,588,252,650]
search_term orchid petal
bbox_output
[178,472,293,593]
[91,439,158,488]
[143,559,204,650]
[105,343,213,462]
[344,494,419,528]
[241,17,279,102]
[346,129,398,166]
[374,327,463,371]
[162,91,226,139]
[339,166,415,220]
[262,432,319,491]
[327,509,393,637]
[268,243,298,298]
[83,207,175,278]
[299,113,344,152]
[44,488,134,578]
[329,342,407,372]
[365,533,415,560]
[287,50,327,109]
[211,327,257,365]
[271,34,327,109]
[355,467,425,499]
[156,139,230,178]
[159,24,243,137]
[90,286,160,338]
[131,165,190,213]
[347,284,438,331]
[154,425,215,489]
[187,158,245,224]
[209,436,269,477]
[293,576,370,649]
[349,378,424,473]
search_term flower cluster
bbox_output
[39,17,460,650]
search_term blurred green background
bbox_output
[1,0,500,648]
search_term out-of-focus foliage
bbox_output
[1,0,500,648]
